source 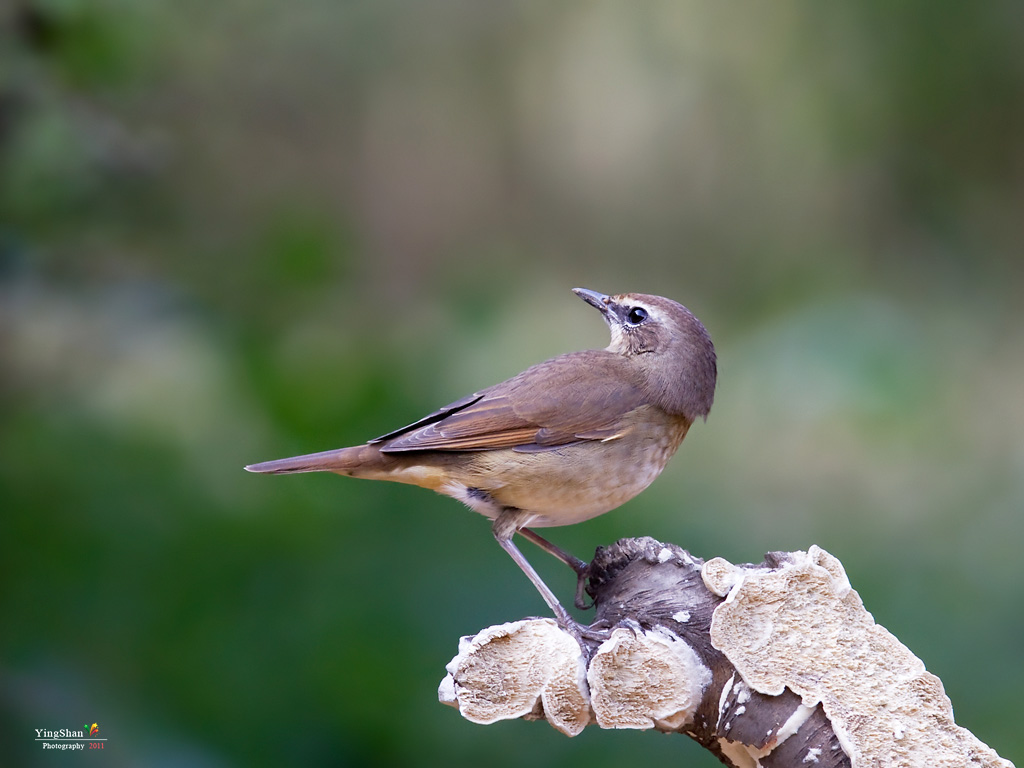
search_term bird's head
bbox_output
[573,288,717,421]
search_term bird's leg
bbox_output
[517,528,587,573]
[494,533,580,631]
[492,511,583,636]
[517,528,593,611]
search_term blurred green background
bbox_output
[2,1,1022,765]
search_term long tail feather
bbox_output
[244,445,369,475]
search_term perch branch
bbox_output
[439,537,1014,768]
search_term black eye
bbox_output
[626,307,648,326]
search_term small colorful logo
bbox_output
[84,723,99,737]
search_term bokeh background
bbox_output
[2,1,1022,766]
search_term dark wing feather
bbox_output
[369,392,484,445]
[377,350,647,453]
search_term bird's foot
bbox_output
[551,604,611,647]
[574,565,594,610]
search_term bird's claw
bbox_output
[574,567,594,610]
[551,607,611,648]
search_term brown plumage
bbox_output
[246,288,717,629]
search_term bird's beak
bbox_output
[573,288,614,320]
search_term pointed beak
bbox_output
[572,288,614,319]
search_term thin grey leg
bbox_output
[493,532,578,629]
[518,528,587,574]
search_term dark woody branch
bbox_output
[439,538,1014,768]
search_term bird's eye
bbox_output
[626,307,649,326]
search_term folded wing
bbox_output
[374,351,647,453]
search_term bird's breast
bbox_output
[439,408,691,528]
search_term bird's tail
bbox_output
[245,444,382,476]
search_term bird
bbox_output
[245,288,717,631]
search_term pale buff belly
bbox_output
[437,414,690,528]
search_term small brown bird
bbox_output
[246,289,716,629]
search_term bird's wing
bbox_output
[368,392,485,443]
[375,351,647,453]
